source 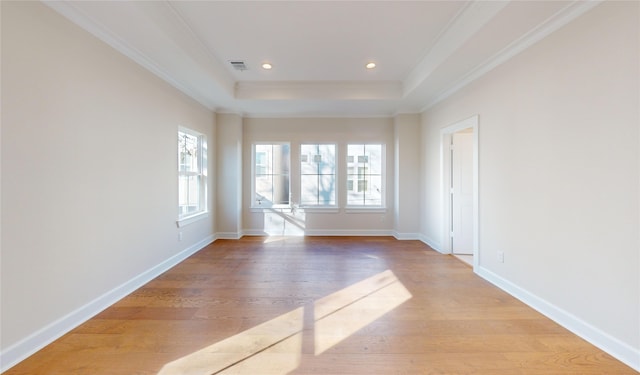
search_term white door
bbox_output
[451,131,473,254]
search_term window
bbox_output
[178,128,207,222]
[300,144,336,206]
[347,144,384,207]
[253,143,290,207]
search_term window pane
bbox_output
[366,175,382,205]
[366,144,382,174]
[318,144,335,173]
[300,175,319,205]
[358,179,368,192]
[179,175,200,215]
[300,144,336,206]
[255,145,273,174]
[300,144,317,174]
[347,143,383,207]
[178,132,200,173]
[347,186,365,206]
[178,128,206,220]
[318,174,336,205]
[347,144,361,163]
[272,173,290,205]
[255,174,273,205]
[254,144,290,207]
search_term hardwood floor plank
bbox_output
[4,237,636,374]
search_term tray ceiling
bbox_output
[45,1,600,117]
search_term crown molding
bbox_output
[240,112,396,119]
[420,0,603,112]
[44,0,603,117]
[235,81,403,101]
[403,1,509,96]
[43,1,226,111]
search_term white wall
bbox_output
[242,117,395,235]
[421,2,639,368]
[216,113,243,238]
[1,2,215,367]
[393,114,421,238]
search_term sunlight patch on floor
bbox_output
[263,235,303,244]
[158,270,411,374]
[314,270,412,355]
[217,332,303,375]
[158,308,304,375]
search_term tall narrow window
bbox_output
[178,128,207,221]
[346,144,384,207]
[253,143,290,207]
[300,144,336,206]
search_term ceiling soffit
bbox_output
[44,1,602,116]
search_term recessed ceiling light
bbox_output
[366,62,376,69]
[262,62,272,70]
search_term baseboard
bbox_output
[476,266,640,372]
[216,232,243,240]
[302,229,394,236]
[392,231,421,240]
[241,229,268,236]
[240,229,395,237]
[419,234,444,253]
[0,234,216,373]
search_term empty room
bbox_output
[1,1,638,374]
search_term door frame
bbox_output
[440,115,479,269]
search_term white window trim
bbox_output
[177,127,208,227]
[251,142,291,209]
[303,207,341,214]
[345,143,386,209]
[345,207,387,214]
[177,211,208,228]
[250,206,294,214]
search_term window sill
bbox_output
[345,207,387,214]
[176,211,208,228]
[250,206,292,213]
[300,206,340,214]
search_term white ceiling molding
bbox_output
[419,0,603,111]
[235,81,403,100]
[43,0,234,111]
[42,0,601,117]
[241,112,396,120]
[403,1,509,96]
[163,1,236,96]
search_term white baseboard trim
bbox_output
[0,234,216,373]
[392,231,421,240]
[216,232,243,240]
[241,229,269,236]
[476,266,640,372]
[419,234,444,253]
[303,229,394,236]
[240,229,396,237]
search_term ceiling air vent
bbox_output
[229,60,248,71]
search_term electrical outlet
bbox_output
[497,251,504,263]
[178,232,183,241]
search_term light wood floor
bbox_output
[5,237,636,374]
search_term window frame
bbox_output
[251,142,291,210]
[299,143,338,209]
[177,127,208,227]
[345,143,386,211]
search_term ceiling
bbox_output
[45,1,599,117]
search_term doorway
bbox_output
[441,116,478,268]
